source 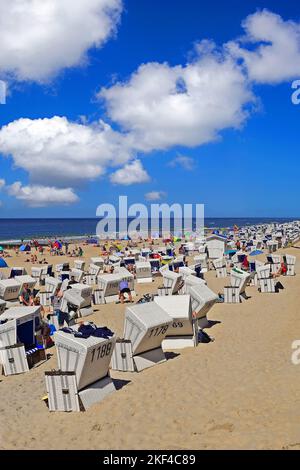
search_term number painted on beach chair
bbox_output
[148,324,169,338]
[172,321,184,328]
[91,341,113,363]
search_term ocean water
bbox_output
[0,217,297,242]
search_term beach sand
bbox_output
[1,242,300,450]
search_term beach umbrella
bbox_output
[19,244,30,252]
[0,246,3,251]
[53,241,62,249]
[0,258,8,268]
[249,249,263,256]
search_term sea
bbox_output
[0,217,298,243]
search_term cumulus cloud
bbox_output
[144,191,166,201]
[227,10,300,84]
[168,155,195,171]
[99,51,255,152]
[110,160,150,185]
[0,0,123,82]
[0,179,5,190]
[2,8,300,207]
[7,182,78,207]
[0,116,132,186]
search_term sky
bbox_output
[0,0,300,218]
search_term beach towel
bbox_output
[61,323,114,340]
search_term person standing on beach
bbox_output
[50,287,66,327]
[118,280,133,304]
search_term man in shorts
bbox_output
[119,280,133,304]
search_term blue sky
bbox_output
[0,0,300,217]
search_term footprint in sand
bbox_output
[208,423,234,433]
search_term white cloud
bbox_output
[110,160,150,185]
[99,51,255,152]
[168,155,195,171]
[2,8,300,208]
[7,182,78,207]
[0,0,123,82]
[0,116,132,186]
[0,179,5,190]
[227,10,300,84]
[145,191,166,201]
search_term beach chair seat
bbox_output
[111,340,167,372]
[155,294,200,349]
[286,264,295,276]
[157,286,172,296]
[258,278,276,293]
[216,266,227,278]
[111,339,135,372]
[223,286,241,303]
[223,268,252,303]
[267,255,282,275]
[93,289,105,305]
[114,302,172,372]
[47,313,60,330]
[0,343,29,376]
[84,274,96,286]
[26,346,47,369]
[256,265,277,293]
[38,291,52,307]
[45,371,80,412]
[283,255,296,276]
[212,258,227,278]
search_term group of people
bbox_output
[24,254,48,264]
[237,254,288,277]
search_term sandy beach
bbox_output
[0,241,300,450]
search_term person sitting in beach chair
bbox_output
[241,256,249,271]
[20,283,34,306]
[272,261,287,278]
[118,280,133,304]
[33,295,46,319]
[68,276,77,288]
[40,320,54,349]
